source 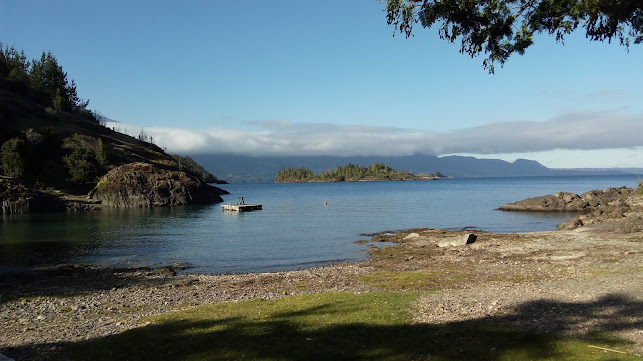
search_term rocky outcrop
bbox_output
[498,188,634,213]
[499,185,643,230]
[89,162,228,207]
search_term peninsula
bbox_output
[0,45,227,214]
[275,162,446,183]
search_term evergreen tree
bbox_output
[62,134,107,185]
[30,51,75,110]
[63,148,101,184]
[0,44,30,82]
[1,138,27,179]
[27,51,90,113]
[1,45,94,121]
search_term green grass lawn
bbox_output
[67,291,638,361]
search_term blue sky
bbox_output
[2,0,642,168]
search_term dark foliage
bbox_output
[0,137,27,179]
[0,44,95,120]
[383,0,642,72]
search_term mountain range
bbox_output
[188,153,643,183]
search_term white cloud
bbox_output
[107,110,643,166]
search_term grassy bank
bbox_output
[67,291,638,361]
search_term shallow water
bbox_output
[1,175,639,274]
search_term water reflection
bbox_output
[1,175,638,274]
[0,205,211,270]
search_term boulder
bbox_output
[403,233,421,240]
[438,233,477,248]
[89,162,228,207]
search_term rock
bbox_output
[499,188,634,214]
[438,233,477,248]
[89,162,228,207]
[557,218,583,230]
[65,200,100,211]
[498,192,586,212]
[464,233,477,244]
[501,186,640,230]
[403,233,421,240]
[562,193,579,203]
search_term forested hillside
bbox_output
[0,44,221,195]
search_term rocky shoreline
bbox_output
[1,162,228,215]
[1,186,642,360]
[499,184,643,231]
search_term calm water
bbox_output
[1,175,639,274]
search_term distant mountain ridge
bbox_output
[188,153,642,183]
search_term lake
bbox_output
[1,175,639,274]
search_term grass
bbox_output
[358,270,467,290]
[66,291,639,361]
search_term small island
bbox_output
[275,162,446,183]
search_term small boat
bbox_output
[221,197,262,212]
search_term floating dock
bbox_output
[221,204,262,212]
[221,197,262,212]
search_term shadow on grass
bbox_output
[3,291,638,361]
[0,264,179,303]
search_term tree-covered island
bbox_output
[275,162,446,183]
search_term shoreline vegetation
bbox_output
[1,186,642,360]
[275,162,447,183]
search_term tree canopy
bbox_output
[0,44,92,116]
[382,0,642,72]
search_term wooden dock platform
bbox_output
[221,197,262,212]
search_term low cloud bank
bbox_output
[108,110,643,157]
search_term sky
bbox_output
[2,0,642,169]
